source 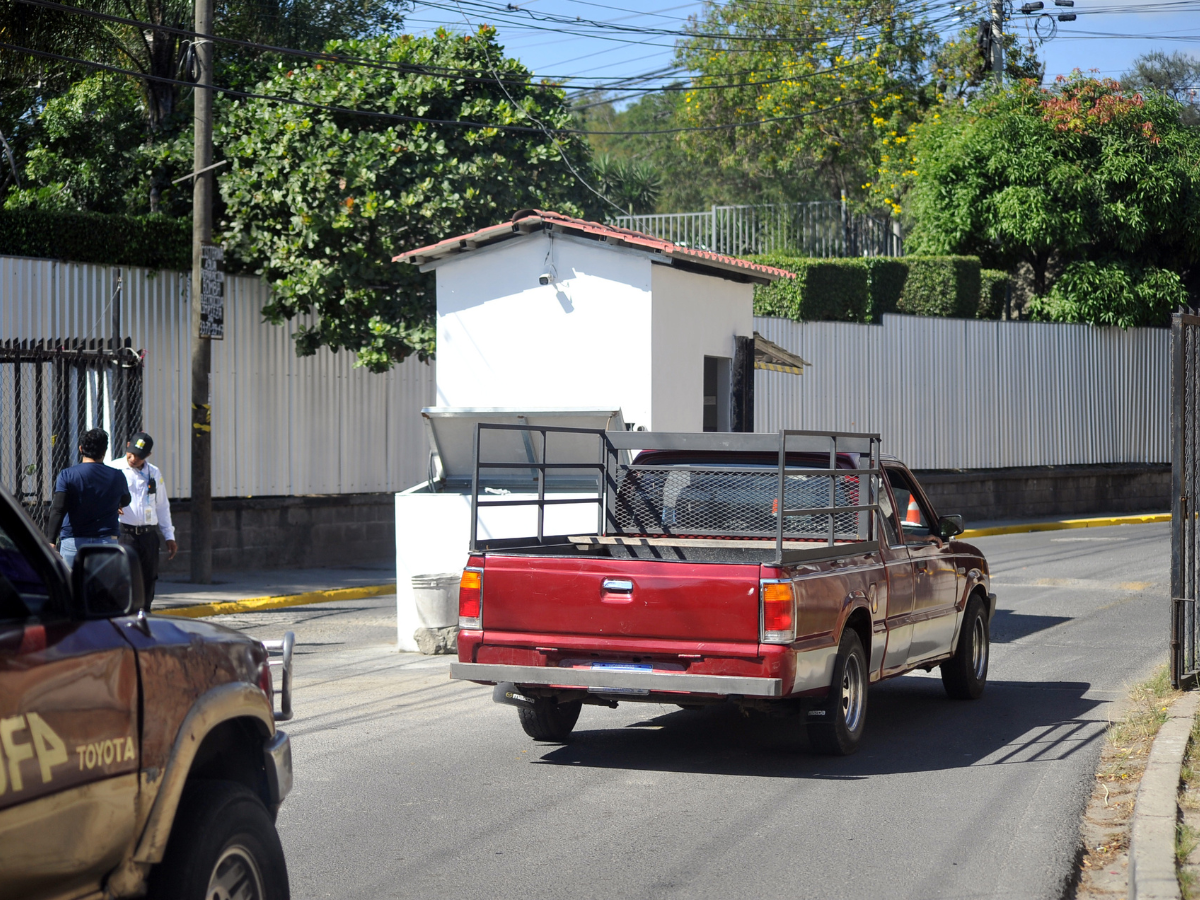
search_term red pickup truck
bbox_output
[450,427,995,755]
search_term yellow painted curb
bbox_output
[157,583,395,619]
[960,512,1170,539]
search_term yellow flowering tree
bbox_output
[674,0,938,205]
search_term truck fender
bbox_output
[104,682,274,897]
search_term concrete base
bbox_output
[915,464,1170,523]
[162,493,395,575]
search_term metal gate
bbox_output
[1172,312,1200,688]
[0,339,143,533]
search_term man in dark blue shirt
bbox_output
[47,428,131,569]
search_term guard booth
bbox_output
[390,210,806,651]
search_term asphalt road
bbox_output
[216,523,1170,900]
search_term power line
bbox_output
[15,0,919,100]
[0,39,898,136]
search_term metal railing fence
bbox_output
[1172,311,1200,688]
[0,255,436,500]
[613,201,903,258]
[0,339,143,529]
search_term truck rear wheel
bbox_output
[518,697,583,742]
[941,594,989,700]
[148,779,289,900]
[807,630,868,756]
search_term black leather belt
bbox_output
[121,524,157,535]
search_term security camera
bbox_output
[538,266,557,286]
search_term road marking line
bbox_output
[156,583,395,619]
[961,512,1170,539]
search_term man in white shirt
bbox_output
[110,431,177,610]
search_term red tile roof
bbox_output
[392,209,795,284]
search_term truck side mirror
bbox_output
[70,543,144,618]
[938,515,965,540]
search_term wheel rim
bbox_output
[841,653,864,732]
[206,843,265,900]
[971,615,988,680]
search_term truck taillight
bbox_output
[761,580,796,644]
[459,567,483,629]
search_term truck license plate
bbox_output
[588,662,651,696]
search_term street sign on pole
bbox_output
[199,243,224,340]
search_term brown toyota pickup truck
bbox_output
[452,426,995,756]
[0,484,294,900]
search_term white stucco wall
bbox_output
[432,233,654,426]
[649,264,755,431]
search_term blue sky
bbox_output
[404,0,1199,90]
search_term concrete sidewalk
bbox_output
[153,560,395,616]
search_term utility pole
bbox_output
[991,0,1005,85]
[189,0,214,584]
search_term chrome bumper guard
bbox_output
[450,662,783,698]
[262,632,295,722]
[263,731,293,806]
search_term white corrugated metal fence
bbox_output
[0,255,435,498]
[754,314,1169,469]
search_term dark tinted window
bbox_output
[0,520,49,620]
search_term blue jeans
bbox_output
[60,535,119,570]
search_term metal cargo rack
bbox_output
[468,424,882,566]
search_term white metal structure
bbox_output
[754,314,1169,469]
[0,255,435,498]
[422,229,755,432]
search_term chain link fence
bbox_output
[0,339,143,534]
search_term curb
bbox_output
[156,583,395,619]
[960,512,1170,540]
[1129,690,1200,900]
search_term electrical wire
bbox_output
[452,0,630,216]
[0,39,899,136]
[15,0,913,99]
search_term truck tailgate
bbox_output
[482,556,761,643]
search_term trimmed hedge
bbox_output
[863,258,908,320]
[979,268,1009,319]
[0,208,191,270]
[897,256,982,319]
[752,253,1007,322]
[749,255,869,323]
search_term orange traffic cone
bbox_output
[905,497,922,524]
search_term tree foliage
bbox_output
[673,0,938,205]
[897,73,1200,326]
[218,28,596,372]
[0,0,408,212]
[591,153,662,215]
[1122,50,1200,126]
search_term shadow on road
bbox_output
[533,677,1104,778]
[990,608,1072,642]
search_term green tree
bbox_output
[218,28,596,372]
[896,73,1200,326]
[933,22,1043,100]
[591,153,662,215]
[0,0,408,212]
[1123,50,1200,126]
[5,75,148,214]
[673,0,939,205]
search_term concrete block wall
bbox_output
[161,493,395,574]
[915,464,1171,523]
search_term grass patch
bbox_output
[1076,664,1181,899]
[1107,665,1176,764]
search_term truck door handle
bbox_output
[915,563,929,574]
[602,579,633,593]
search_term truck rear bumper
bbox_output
[449,661,784,698]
